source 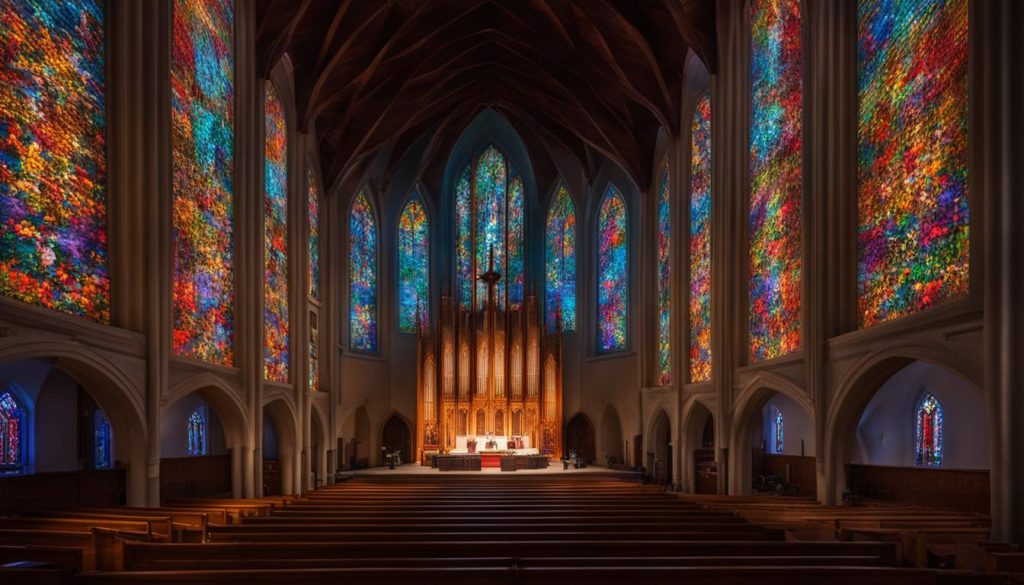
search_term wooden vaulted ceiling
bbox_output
[255,0,716,195]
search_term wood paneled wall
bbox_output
[0,470,126,514]
[846,464,990,515]
[159,455,231,501]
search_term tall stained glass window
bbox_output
[750,0,802,362]
[656,158,671,385]
[309,313,319,392]
[773,408,784,454]
[0,0,108,322]
[857,0,969,327]
[94,410,111,469]
[398,194,429,333]
[545,183,577,332]
[349,191,378,352]
[689,94,713,383]
[597,186,628,353]
[0,391,25,473]
[187,407,207,456]
[914,393,943,467]
[454,146,525,311]
[308,165,320,301]
[172,0,235,365]
[263,83,288,383]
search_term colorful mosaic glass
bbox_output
[263,83,288,383]
[749,0,802,362]
[398,194,429,333]
[689,93,713,383]
[349,191,378,352]
[455,167,472,309]
[914,393,943,467]
[774,408,784,454]
[545,183,577,333]
[507,176,525,309]
[308,314,319,391]
[0,0,108,322]
[597,186,628,353]
[656,158,671,385]
[857,0,969,327]
[187,406,207,456]
[0,391,24,468]
[308,165,320,301]
[172,0,235,365]
[94,410,111,469]
[474,146,507,309]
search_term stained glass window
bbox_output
[349,191,378,352]
[172,0,235,365]
[308,165,320,301]
[454,146,525,311]
[263,83,288,383]
[187,406,207,457]
[914,393,943,467]
[857,0,969,327]
[309,313,319,391]
[750,0,802,362]
[0,0,108,322]
[0,391,25,472]
[773,408,784,454]
[689,94,713,383]
[398,194,429,333]
[656,158,671,385]
[597,186,628,353]
[94,410,111,469]
[545,183,577,332]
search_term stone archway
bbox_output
[263,398,298,495]
[380,413,412,466]
[600,405,623,466]
[682,399,716,494]
[564,413,596,463]
[648,410,672,485]
[309,403,328,488]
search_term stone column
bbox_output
[979,0,1024,544]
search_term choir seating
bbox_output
[0,475,1015,584]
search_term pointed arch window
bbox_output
[94,410,112,469]
[597,185,628,353]
[689,93,713,383]
[454,146,525,311]
[263,82,289,383]
[773,407,784,454]
[398,194,430,333]
[545,182,577,333]
[857,0,969,327]
[0,390,25,473]
[914,393,943,467]
[656,158,671,385]
[308,165,321,301]
[349,191,379,352]
[187,407,208,457]
[749,0,803,362]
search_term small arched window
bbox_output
[94,410,112,469]
[915,393,943,467]
[596,185,628,353]
[0,390,26,474]
[773,407,784,454]
[187,407,208,457]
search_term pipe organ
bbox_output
[416,266,562,460]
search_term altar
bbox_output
[454,435,532,452]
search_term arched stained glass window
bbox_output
[349,191,378,352]
[187,407,207,457]
[263,82,289,383]
[172,0,235,365]
[0,0,109,323]
[94,410,112,469]
[915,393,943,467]
[545,183,577,333]
[454,146,525,311]
[308,165,321,301]
[773,408,784,454]
[656,158,671,385]
[750,0,802,362]
[857,0,969,327]
[0,391,25,473]
[689,93,713,383]
[398,194,430,333]
[597,186,628,354]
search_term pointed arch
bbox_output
[349,189,379,353]
[689,92,713,383]
[397,191,430,333]
[596,184,629,353]
[263,80,289,383]
[0,389,26,472]
[545,181,577,332]
[656,156,671,384]
[914,393,943,467]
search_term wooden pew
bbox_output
[0,544,83,572]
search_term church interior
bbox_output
[1,0,1023,583]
